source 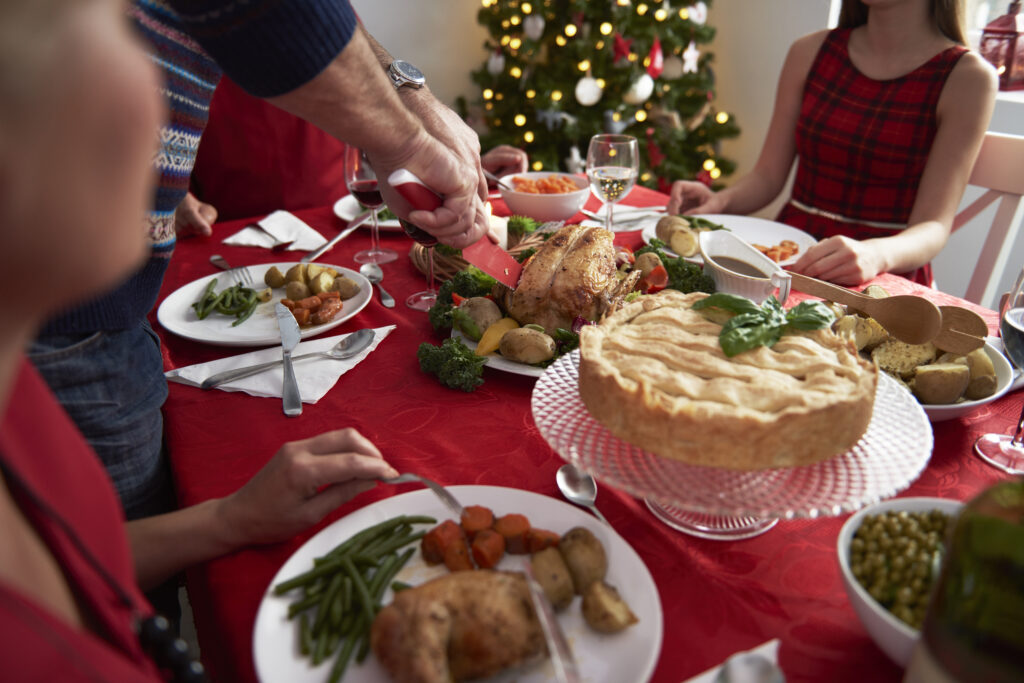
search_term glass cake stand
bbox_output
[531,351,933,540]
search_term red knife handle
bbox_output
[387,169,443,212]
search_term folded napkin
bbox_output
[683,639,782,683]
[222,209,328,251]
[165,326,395,403]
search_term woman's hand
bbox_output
[667,180,726,215]
[216,428,399,547]
[791,235,886,286]
[174,191,218,238]
[482,145,528,178]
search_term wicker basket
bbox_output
[409,228,554,282]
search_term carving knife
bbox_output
[387,169,522,288]
[274,303,303,417]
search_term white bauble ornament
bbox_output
[574,75,603,106]
[622,73,654,105]
[523,14,545,41]
[691,1,708,25]
[487,51,506,76]
[661,54,685,80]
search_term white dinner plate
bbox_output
[253,485,663,683]
[452,329,546,379]
[640,214,817,267]
[156,263,371,347]
[332,194,402,231]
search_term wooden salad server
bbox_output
[933,305,988,355]
[788,272,943,345]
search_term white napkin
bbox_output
[222,210,327,252]
[683,639,782,683]
[165,326,395,403]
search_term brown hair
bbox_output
[838,0,967,45]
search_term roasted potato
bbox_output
[581,580,638,633]
[872,340,937,379]
[913,363,970,404]
[459,297,503,340]
[862,285,891,299]
[285,280,311,301]
[255,287,273,303]
[634,251,663,278]
[305,263,326,280]
[836,314,889,351]
[285,263,308,284]
[498,328,556,365]
[530,547,574,611]
[655,215,688,242]
[308,271,335,295]
[264,266,286,289]
[331,276,361,300]
[558,527,607,594]
[964,347,998,400]
[654,215,699,257]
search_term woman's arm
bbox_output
[668,31,827,215]
[126,429,398,590]
[794,52,998,284]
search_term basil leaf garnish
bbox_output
[700,294,835,356]
[692,293,762,316]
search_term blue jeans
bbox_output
[28,321,173,521]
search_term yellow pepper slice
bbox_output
[475,317,520,356]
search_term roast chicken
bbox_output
[499,224,640,333]
[370,570,545,683]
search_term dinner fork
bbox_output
[209,254,254,287]
[381,473,464,517]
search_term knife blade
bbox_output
[274,303,302,417]
[522,562,581,683]
[301,211,372,263]
[387,169,523,288]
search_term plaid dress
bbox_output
[776,28,967,285]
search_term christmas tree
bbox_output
[467,0,740,191]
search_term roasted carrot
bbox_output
[470,528,506,569]
[526,527,560,553]
[280,299,296,310]
[420,519,463,565]
[493,513,531,554]
[290,307,311,326]
[316,290,341,303]
[460,505,495,540]
[443,538,474,572]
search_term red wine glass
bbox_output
[401,218,437,310]
[344,146,396,265]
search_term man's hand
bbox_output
[482,145,528,179]
[175,191,218,237]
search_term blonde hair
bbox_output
[0,1,74,121]
[838,0,967,45]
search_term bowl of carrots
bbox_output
[498,171,590,223]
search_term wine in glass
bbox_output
[974,264,1024,474]
[586,134,639,232]
[344,145,397,265]
[401,218,438,310]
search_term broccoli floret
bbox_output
[434,243,462,257]
[514,247,537,263]
[427,300,454,332]
[417,337,486,392]
[634,240,715,294]
[508,215,540,237]
[451,266,497,298]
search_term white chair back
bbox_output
[951,132,1024,305]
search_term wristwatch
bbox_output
[387,60,426,90]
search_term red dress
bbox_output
[776,28,968,286]
[0,359,161,681]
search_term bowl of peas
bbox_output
[836,497,962,667]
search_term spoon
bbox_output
[713,652,785,683]
[933,305,988,354]
[199,328,375,390]
[360,263,395,308]
[483,169,514,191]
[556,463,610,525]
[788,272,942,345]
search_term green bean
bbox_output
[329,581,345,628]
[311,625,330,666]
[341,575,353,613]
[369,530,427,558]
[274,558,343,594]
[286,593,322,619]
[342,556,377,625]
[312,574,344,636]
[327,631,359,683]
[298,613,312,657]
[232,298,258,326]
[391,580,412,592]
[325,515,435,558]
[372,548,415,599]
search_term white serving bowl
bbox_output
[836,496,964,668]
[498,171,590,222]
[921,342,1014,422]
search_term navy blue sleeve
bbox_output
[164,0,358,98]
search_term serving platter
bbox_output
[451,329,545,379]
[253,485,663,683]
[156,263,371,347]
[640,214,817,267]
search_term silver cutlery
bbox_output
[483,168,514,191]
[275,303,303,417]
[713,651,785,683]
[580,208,663,224]
[359,263,395,308]
[556,463,610,525]
[382,473,464,516]
[199,329,374,390]
[209,254,254,286]
[301,210,373,263]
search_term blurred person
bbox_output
[0,1,400,677]
[667,0,997,286]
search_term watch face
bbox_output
[393,60,425,85]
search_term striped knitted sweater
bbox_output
[42,0,356,334]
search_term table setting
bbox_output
[152,143,1023,683]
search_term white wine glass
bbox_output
[586,134,639,232]
[974,263,1024,474]
[344,145,397,265]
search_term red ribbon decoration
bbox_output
[646,36,664,78]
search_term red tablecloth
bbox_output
[153,186,1021,683]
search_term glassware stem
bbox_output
[369,210,381,253]
[1012,401,1024,444]
[426,246,436,294]
[605,202,614,232]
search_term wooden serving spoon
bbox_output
[933,306,988,355]
[788,272,943,345]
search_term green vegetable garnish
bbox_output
[692,294,835,357]
[507,215,540,236]
[633,239,716,294]
[426,267,500,333]
[417,337,487,392]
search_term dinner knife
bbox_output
[522,562,582,683]
[274,303,303,417]
[387,169,523,289]
[301,210,372,264]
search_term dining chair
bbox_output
[950,132,1024,305]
